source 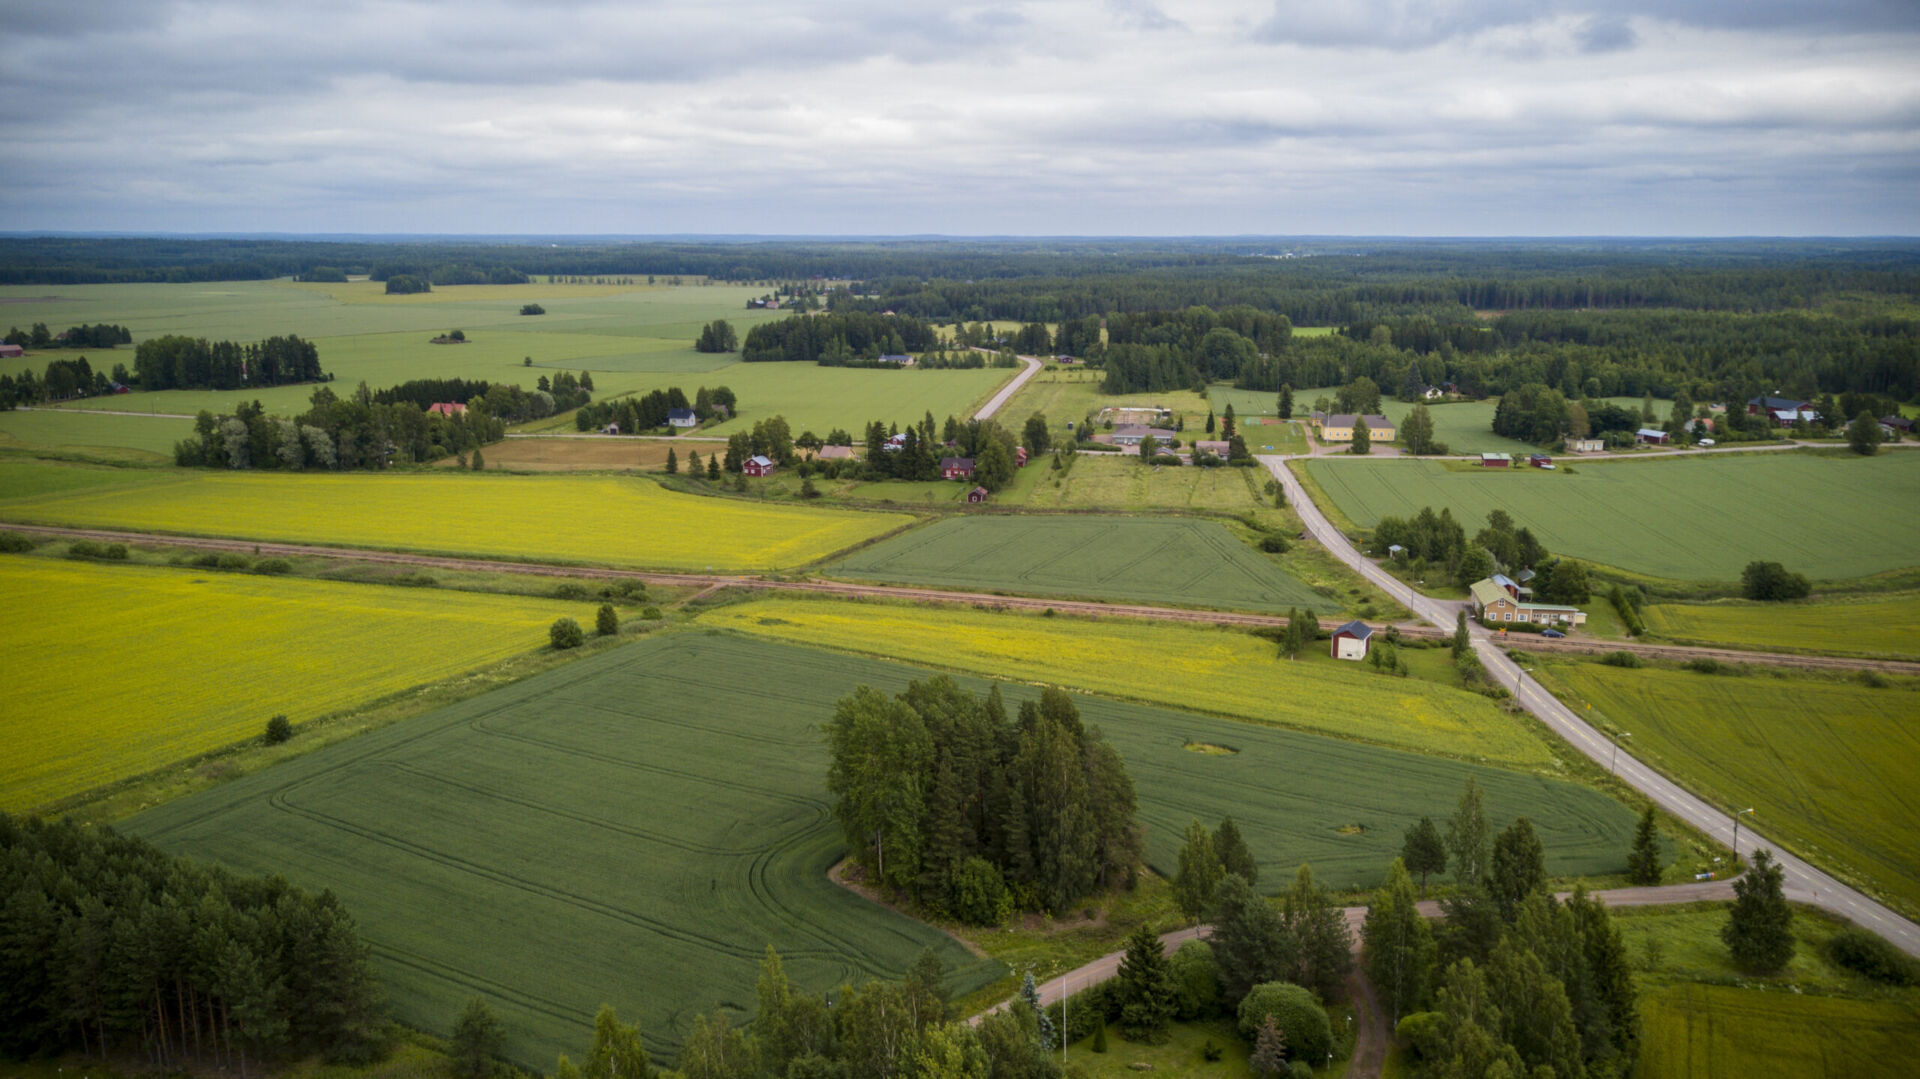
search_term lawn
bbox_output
[1641,594,1920,660]
[1303,452,1920,581]
[123,634,1001,1068]
[830,515,1328,612]
[700,596,1555,769]
[0,408,191,456]
[0,460,910,571]
[1543,660,1920,916]
[0,556,592,812]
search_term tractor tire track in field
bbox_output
[8,521,1916,675]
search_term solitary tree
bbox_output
[1401,404,1435,455]
[1022,412,1052,456]
[1277,384,1293,420]
[664,447,678,474]
[1452,611,1471,660]
[1173,819,1223,923]
[1205,410,1216,433]
[1627,804,1662,886]
[470,446,485,470]
[1351,421,1372,455]
[451,997,506,1079]
[1848,410,1882,455]
[975,436,1016,490]
[1723,849,1794,973]
[1446,778,1490,887]
[596,604,618,637]
[1216,815,1259,886]
[1222,403,1237,439]
[1401,817,1448,897]
[550,617,585,649]
[264,714,293,745]
[1114,924,1177,1042]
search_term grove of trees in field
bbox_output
[824,678,1141,919]
[133,334,326,392]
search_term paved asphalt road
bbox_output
[1256,453,1920,958]
[973,354,1045,421]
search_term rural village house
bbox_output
[743,454,776,477]
[967,485,990,503]
[940,457,975,480]
[1470,576,1585,626]
[1317,414,1395,443]
[668,408,698,428]
[1567,438,1605,453]
[427,401,466,417]
[1111,424,1176,446]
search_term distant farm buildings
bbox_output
[1480,452,1512,467]
[667,408,698,428]
[940,457,975,480]
[1567,438,1606,453]
[967,485,990,503]
[0,343,23,358]
[426,402,466,417]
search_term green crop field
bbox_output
[1636,985,1920,1078]
[0,459,908,570]
[831,515,1328,612]
[1642,595,1920,660]
[1545,660,1920,916]
[1304,452,1920,580]
[0,556,591,812]
[123,635,1001,1068]
[702,596,1555,768]
[1,280,1016,449]
[1013,454,1281,517]
[125,632,1634,1066]
[0,408,191,456]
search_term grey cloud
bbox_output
[1254,0,1917,50]
[1573,15,1635,53]
[1105,0,1187,32]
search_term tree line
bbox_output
[825,678,1141,919]
[741,312,941,364]
[0,812,384,1074]
[133,334,326,392]
[0,353,134,408]
[5,322,133,349]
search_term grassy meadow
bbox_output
[1641,594,1920,660]
[1304,451,1920,581]
[1542,659,1920,916]
[0,556,592,812]
[830,515,1329,612]
[0,460,909,570]
[699,595,1555,768]
[124,634,1001,1068]
[1,279,1018,447]
[0,408,192,457]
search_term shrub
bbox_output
[1741,560,1811,601]
[264,714,293,745]
[549,617,585,649]
[552,582,591,600]
[519,303,545,316]
[216,553,252,570]
[641,606,663,620]
[102,542,128,560]
[1683,657,1726,675]
[598,579,647,602]
[1200,1041,1223,1062]
[1858,670,1890,689]
[948,856,1012,926]
[1826,927,1918,985]
[0,531,34,553]
[596,603,618,637]
[1237,982,1331,1063]
[66,539,104,558]
[253,558,292,575]
[1259,533,1290,554]
[1168,939,1221,1020]
[1600,651,1645,668]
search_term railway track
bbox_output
[7,521,1917,676]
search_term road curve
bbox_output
[1257,454,1920,958]
[973,354,1046,421]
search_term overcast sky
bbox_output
[3,1,1916,236]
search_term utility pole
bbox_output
[1731,807,1754,864]
[1611,730,1631,775]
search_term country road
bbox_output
[1258,453,1920,960]
[973,353,1045,421]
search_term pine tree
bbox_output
[1452,610,1471,660]
[470,446,484,470]
[1222,403,1237,439]
[1020,971,1055,1050]
[1205,410,1216,433]
[1249,1013,1287,1076]
[1215,815,1258,886]
[687,449,700,474]
[1489,817,1547,920]
[1401,816,1448,898]
[1626,805,1662,886]
[1173,818,1222,922]
[1092,1018,1109,1053]
[665,447,678,474]
[1278,384,1293,419]
[1362,858,1434,1025]
[707,455,720,480]
[1114,924,1176,1043]
[1723,849,1794,973]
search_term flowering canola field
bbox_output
[0,557,592,811]
[0,463,909,570]
[702,596,1553,768]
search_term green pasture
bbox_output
[1544,660,1920,917]
[0,408,190,456]
[1636,985,1920,1078]
[830,514,1328,612]
[126,632,1637,1065]
[1014,453,1281,518]
[1304,451,1920,581]
[1641,594,1920,660]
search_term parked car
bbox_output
[1541,629,1565,638]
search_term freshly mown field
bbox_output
[1636,985,1920,1078]
[1545,660,1920,916]
[1305,452,1920,580]
[0,461,909,570]
[0,557,589,812]
[1641,594,1920,660]
[125,632,1633,1066]
[0,408,191,456]
[2,280,1015,447]
[124,635,1000,1068]
[701,596,1554,768]
[830,515,1327,612]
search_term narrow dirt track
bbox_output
[5,521,1917,677]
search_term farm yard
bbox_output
[1541,659,1920,917]
[0,460,909,570]
[829,515,1328,612]
[700,596,1558,768]
[1641,594,1920,660]
[122,635,1000,1068]
[1304,451,1920,581]
[124,631,1638,1067]
[0,556,591,812]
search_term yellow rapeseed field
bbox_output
[1,557,596,811]
[0,468,909,570]
[702,596,1552,768]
